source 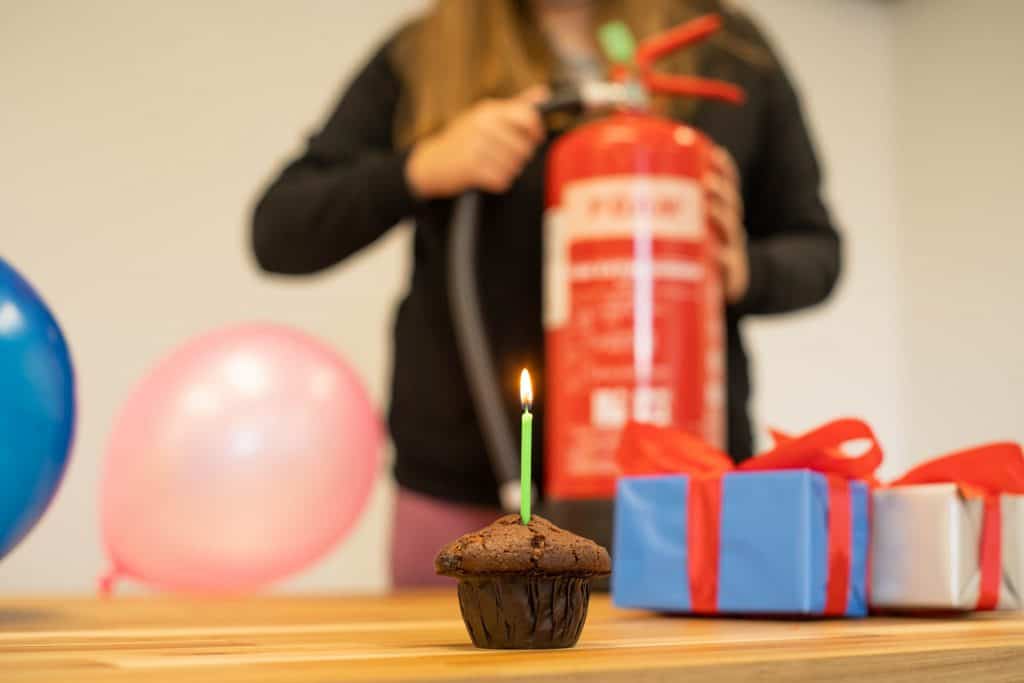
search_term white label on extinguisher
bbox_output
[544,207,570,327]
[544,175,703,328]
[563,175,703,240]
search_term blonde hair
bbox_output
[391,0,768,147]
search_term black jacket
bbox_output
[251,12,841,506]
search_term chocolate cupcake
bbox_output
[436,514,611,649]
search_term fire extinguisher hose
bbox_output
[447,190,524,512]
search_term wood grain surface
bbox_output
[3,591,1023,682]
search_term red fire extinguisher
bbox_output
[447,15,744,545]
[541,16,745,540]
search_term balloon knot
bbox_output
[98,568,122,598]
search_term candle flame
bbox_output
[520,369,533,410]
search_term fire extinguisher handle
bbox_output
[634,14,747,105]
[538,89,586,117]
[635,14,723,67]
[644,72,745,105]
[539,81,649,117]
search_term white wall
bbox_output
[1,0,425,594]
[742,0,908,478]
[3,0,994,595]
[893,0,1024,459]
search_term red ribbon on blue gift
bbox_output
[616,418,883,614]
[888,442,1024,610]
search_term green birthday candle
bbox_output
[520,369,533,524]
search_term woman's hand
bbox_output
[705,145,749,304]
[405,86,548,198]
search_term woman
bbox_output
[251,0,841,586]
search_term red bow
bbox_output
[619,418,882,478]
[616,418,882,614]
[888,442,1024,610]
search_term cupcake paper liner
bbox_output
[456,574,592,649]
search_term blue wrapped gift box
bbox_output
[612,471,869,616]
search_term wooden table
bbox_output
[3,591,1024,682]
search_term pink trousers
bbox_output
[390,487,501,588]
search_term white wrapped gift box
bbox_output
[871,483,1024,610]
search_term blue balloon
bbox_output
[0,257,75,560]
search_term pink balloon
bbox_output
[99,323,382,594]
